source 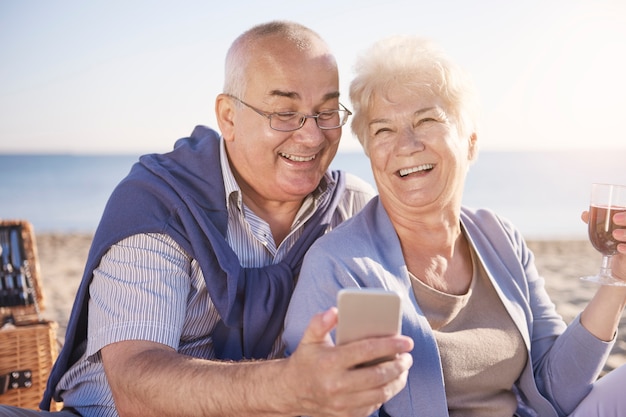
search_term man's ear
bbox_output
[215,94,235,142]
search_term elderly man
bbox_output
[0,21,413,417]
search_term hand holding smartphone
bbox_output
[336,288,402,366]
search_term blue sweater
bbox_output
[42,125,347,409]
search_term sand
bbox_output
[32,233,626,374]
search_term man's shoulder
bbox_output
[326,170,376,219]
[335,170,376,197]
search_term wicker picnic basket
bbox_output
[0,220,61,410]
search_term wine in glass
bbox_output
[581,183,626,286]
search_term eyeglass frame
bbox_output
[225,94,352,132]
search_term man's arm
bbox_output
[102,308,413,417]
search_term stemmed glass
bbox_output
[581,183,626,286]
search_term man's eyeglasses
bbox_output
[227,95,352,132]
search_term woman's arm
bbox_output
[528,211,626,414]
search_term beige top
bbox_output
[410,249,528,417]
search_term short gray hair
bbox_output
[223,21,327,99]
[349,36,481,152]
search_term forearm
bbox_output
[103,342,295,417]
[103,311,413,417]
[536,315,613,415]
[580,285,626,341]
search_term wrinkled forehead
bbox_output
[254,34,336,70]
[244,36,339,100]
[367,82,447,114]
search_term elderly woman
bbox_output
[282,36,626,417]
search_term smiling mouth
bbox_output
[279,152,317,162]
[399,164,434,177]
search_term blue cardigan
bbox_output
[42,125,347,410]
[283,197,614,417]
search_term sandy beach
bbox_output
[33,233,626,374]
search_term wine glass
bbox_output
[581,183,626,286]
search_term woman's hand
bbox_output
[581,210,626,279]
[610,211,626,280]
[580,210,626,341]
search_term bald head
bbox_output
[222,21,336,98]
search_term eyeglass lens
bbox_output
[270,110,349,131]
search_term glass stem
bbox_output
[600,255,613,278]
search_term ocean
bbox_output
[1,150,625,240]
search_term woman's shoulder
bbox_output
[310,197,381,253]
[461,205,528,261]
[461,206,518,233]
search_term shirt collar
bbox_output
[220,138,242,211]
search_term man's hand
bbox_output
[283,307,414,417]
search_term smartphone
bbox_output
[336,288,402,362]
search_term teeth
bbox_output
[399,164,434,177]
[279,152,316,162]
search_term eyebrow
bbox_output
[369,106,439,126]
[268,90,341,102]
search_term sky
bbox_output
[1,0,626,154]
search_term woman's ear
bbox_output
[215,94,236,142]
[468,132,478,161]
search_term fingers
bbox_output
[613,211,626,228]
[355,352,413,400]
[348,348,413,392]
[341,335,414,370]
[291,343,413,417]
[581,210,590,224]
[614,211,626,254]
[611,212,626,281]
[287,320,413,417]
[315,354,413,416]
[299,307,338,346]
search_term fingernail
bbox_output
[322,308,336,325]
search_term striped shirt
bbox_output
[57,140,375,416]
